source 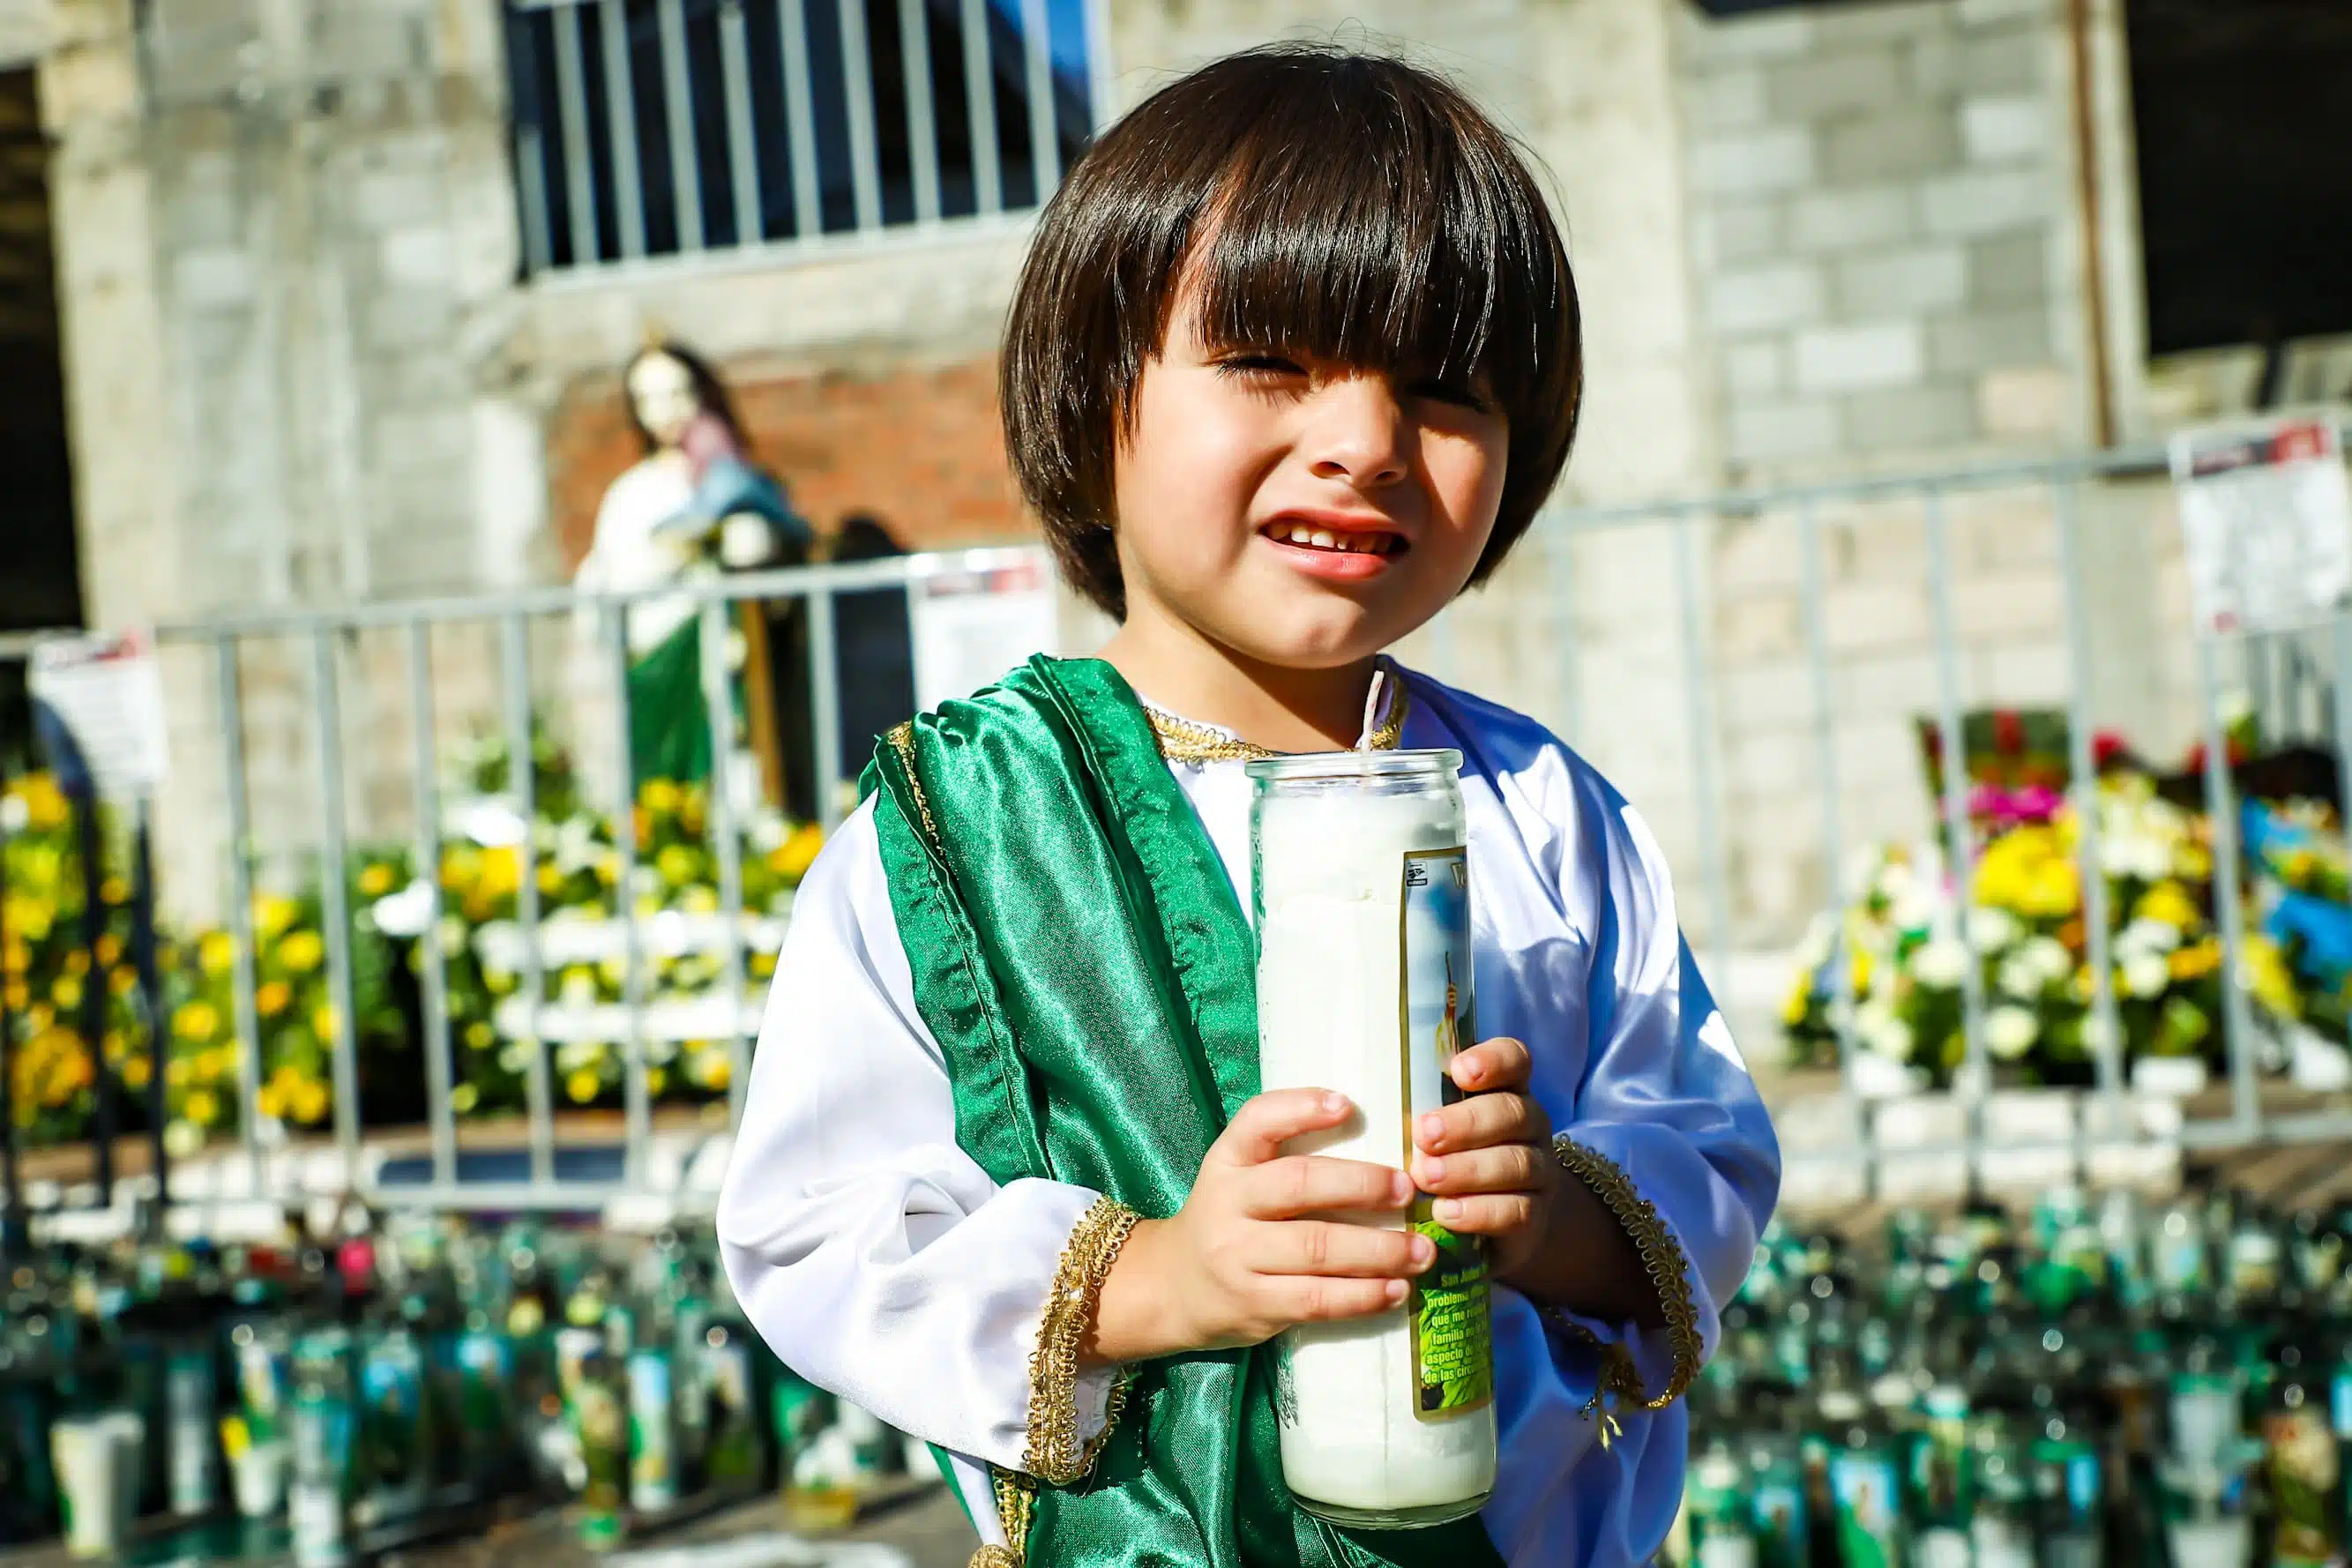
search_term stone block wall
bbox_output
[1678,0,2087,473]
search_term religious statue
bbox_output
[572,340,810,791]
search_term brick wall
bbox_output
[545,354,1023,571]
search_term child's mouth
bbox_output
[1258,522,1407,558]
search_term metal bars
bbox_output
[513,0,1094,274]
[8,421,2352,1213]
[407,625,459,1189]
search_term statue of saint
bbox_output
[573,340,809,788]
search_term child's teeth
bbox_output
[1310,529,1337,549]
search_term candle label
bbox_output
[1400,847,1493,1420]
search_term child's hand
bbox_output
[1408,1037,1561,1282]
[1085,1090,1432,1365]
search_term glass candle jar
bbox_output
[1247,750,1497,1528]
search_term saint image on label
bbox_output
[1400,848,1491,1419]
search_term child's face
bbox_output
[1110,280,1509,669]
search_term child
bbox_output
[717,43,1780,1568]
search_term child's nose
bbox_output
[1303,375,1409,489]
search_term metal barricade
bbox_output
[7,424,2352,1225]
[1514,417,2352,1195]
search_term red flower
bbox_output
[2093,730,2127,769]
[1993,710,2026,755]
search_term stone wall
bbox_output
[1677,0,2089,472]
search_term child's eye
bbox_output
[1215,353,1305,379]
[1406,377,1491,412]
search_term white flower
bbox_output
[556,1038,604,1071]
[1874,857,1915,904]
[1997,952,2047,999]
[1911,938,1970,989]
[1858,1004,1915,1063]
[0,794,26,835]
[2024,936,2073,984]
[2102,833,2172,884]
[370,879,437,940]
[747,811,788,856]
[2116,917,2182,956]
[1985,1005,2040,1060]
[1967,907,2021,953]
[1892,885,1942,935]
[164,1119,205,1160]
[2123,951,2171,999]
[456,799,530,849]
[555,816,602,876]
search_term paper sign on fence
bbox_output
[2169,416,2352,638]
[908,549,1059,711]
[26,631,170,800]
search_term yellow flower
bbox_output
[750,950,777,980]
[565,1068,601,1104]
[174,1001,220,1041]
[538,863,564,895]
[773,823,826,882]
[641,780,682,816]
[109,966,137,996]
[123,1054,152,1089]
[167,1057,190,1086]
[655,845,700,888]
[100,877,128,906]
[63,948,89,976]
[451,1083,479,1114]
[2,982,25,1012]
[477,847,521,899]
[93,935,121,967]
[279,930,325,974]
[646,1066,667,1095]
[2241,936,2301,1021]
[680,886,720,915]
[256,981,291,1018]
[198,931,236,976]
[2135,881,2201,932]
[16,775,67,830]
[254,896,297,939]
[2170,940,2222,982]
[695,1050,731,1092]
[465,1020,496,1051]
[257,1083,285,1119]
[357,863,396,899]
[312,1004,341,1041]
[184,1089,220,1127]
[51,974,81,1011]
[595,852,621,886]
[2,939,26,976]
[24,1001,51,1033]
[292,1080,329,1124]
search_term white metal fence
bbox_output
[504,0,1105,273]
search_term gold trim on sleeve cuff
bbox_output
[1023,1195,1144,1487]
[1549,1133,1705,1418]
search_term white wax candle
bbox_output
[1253,769,1497,1524]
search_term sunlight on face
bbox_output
[1109,280,1509,670]
[628,352,702,450]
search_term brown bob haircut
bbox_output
[1001,43,1583,621]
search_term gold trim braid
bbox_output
[968,1198,1140,1568]
[1026,1196,1143,1484]
[1549,1134,1704,1418]
[885,722,940,843]
[1145,674,1410,764]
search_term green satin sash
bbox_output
[865,656,1505,1568]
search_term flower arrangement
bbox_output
[1785,698,2352,1094]
[2,736,825,1154]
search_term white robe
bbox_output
[716,671,1782,1566]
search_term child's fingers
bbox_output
[1268,1274,1410,1326]
[1242,1155,1412,1219]
[1213,1089,1355,1167]
[1449,1037,1532,1093]
[1410,1142,1544,1198]
[1430,1192,1539,1236]
[1415,1090,1551,1154]
[1254,1219,1432,1280]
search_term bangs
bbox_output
[1182,82,1560,407]
[1001,44,1583,619]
